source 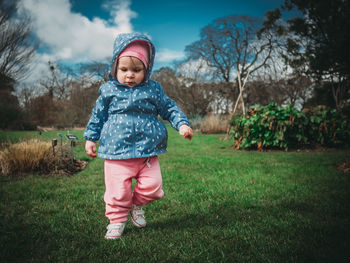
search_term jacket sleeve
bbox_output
[83,86,110,142]
[157,83,190,131]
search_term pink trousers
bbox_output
[104,156,164,223]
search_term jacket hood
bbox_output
[109,33,155,82]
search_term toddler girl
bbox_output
[84,33,193,239]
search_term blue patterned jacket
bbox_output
[83,33,190,160]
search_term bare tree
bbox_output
[246,50,313,109]
[79,61,110,82]
[0,0,37,129]
[245,80,281,107]
[186,15,280,116]
[17,83,36,107]
[20,60,109,128]
[0,0,37,82]
[38,61,75,100]
[151,67,183,103]
[152,66,213,116]
[278,75,312,107]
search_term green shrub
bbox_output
[304,105,350,147]
[230,103,350,150]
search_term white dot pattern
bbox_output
[84,80,189,160]
[84,33,189,160]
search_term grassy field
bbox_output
[1,128,350,262]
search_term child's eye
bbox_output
[134,68,142,73]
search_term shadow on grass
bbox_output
[147,198,350,263]
[1,197,350,262]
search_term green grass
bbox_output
[1,128,350,262]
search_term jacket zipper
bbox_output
[130,88,136,158]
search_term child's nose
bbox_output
[126,71,134,78]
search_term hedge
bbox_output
[230,103,350,150]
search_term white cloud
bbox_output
[19,0,136,62]
[17,0,186,84]
[17,0,138,85]
[156,49,185,62]
[103,0,137,33]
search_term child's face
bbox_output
[116,57,145,87]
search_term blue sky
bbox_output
[70,0,285,69]
[18,0,286,82]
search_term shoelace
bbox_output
[133,207,145,218]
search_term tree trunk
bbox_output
[225,70,250,139]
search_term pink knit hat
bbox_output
[118,40,149,69]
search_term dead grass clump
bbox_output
[0,139,53,176]
[0,139,87,176]
[199,114,229,134]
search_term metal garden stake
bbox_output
[52,139,57,156]
[57,133,63,156]
[66,134,78,164]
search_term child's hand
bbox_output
[85,140,97,158]
[179,125,193,141]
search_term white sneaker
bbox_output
[104,222,126,239]
[130,205,147,227]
